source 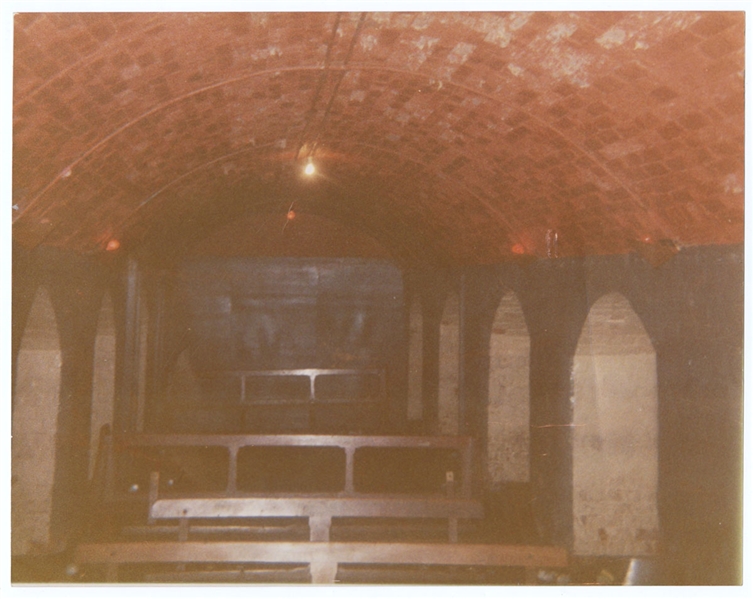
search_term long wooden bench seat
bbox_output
[74,540,569,583]
[83,431,537,583]
[149,472,483,542]
[89,432,484,544]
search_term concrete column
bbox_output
[115,257,148,433]
[438,292,459,435]
[136,292,149,432]
[407,297,423,421]
[90,292,116,479]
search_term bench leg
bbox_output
[309,515,332,542]
[178,518,189,542]
[176,517,190,572]
[310,559,338,584]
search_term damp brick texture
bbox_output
[13,12,744,265]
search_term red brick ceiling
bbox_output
[12,12,744,266]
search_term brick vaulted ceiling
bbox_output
[12,12,745,267]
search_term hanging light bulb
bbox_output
[304,158,315,176]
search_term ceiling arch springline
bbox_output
[19,62,650,229]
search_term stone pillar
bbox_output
[90,292,116,478]
[438,292,460,435]
[407,297,423,421]
[115,257,148,434]
[136,291,149,432]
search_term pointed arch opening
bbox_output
[572,292,659,556]
[487,291,530,489]
[12,287,62,555]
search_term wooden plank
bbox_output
[245,399,383,406]
[198,368,386,404]
[129,434,474,499]
[121,523,307,536]
[213,368,384,378]
[111,433,476,506]
[150,496,483,520]
[142,566,310,583]
[117,433,474,451]
[75,541,569,569]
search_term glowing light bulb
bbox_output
[304,160,315,176]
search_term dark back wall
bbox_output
[156,257,406,432]
[175,257,404,371]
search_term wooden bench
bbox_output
[149,471,483,542]
[112,433,474,496]
[215,368,387,405]
[101,433,480,542]
[80,431,568,583]
[74,541,569,583]
[182,368,387,432]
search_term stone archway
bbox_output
[12,287,62,555]
[572,292,659,556]
[487,291,530,489]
